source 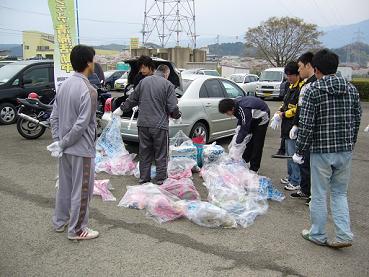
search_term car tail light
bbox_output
[104,97,113,113]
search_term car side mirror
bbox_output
[23,79,33,85]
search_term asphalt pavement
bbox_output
[1,100,369,277]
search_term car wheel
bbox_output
[189,122,209,143]
[0,102,17,125]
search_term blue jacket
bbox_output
[234,96,270,144]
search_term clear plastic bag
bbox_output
[228,127,252,161]
[93,179,116,202]
[145,194,184,224]
[167,157,197,179]
[118,183,163,210]
[202,143,224,165]
[161,178,201,201]
[179,200,237,228]
[169,130,198,162]
[258,176,285,202]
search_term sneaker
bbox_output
[55,222,68,233]
[305,197,311,206]
[327,240,352,249]
[290,190,309,200]
[280,177,289,184]
[284,183,301,191]
[68,227,99,240]
[301,229,327,246]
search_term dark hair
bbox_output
[284,61,299,75]
[311,49,339,75]
[137,55,155,71]
[218,98,235,114]
[70,45,95,72]
[156,64,170,74]
[297,52,314,65]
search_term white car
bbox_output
[229,73,259,95]
[182,68,220,77]
[102,58,246,143]
[114,72,128,91]
[255,67,286,99]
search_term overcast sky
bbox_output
[0,0,368,45]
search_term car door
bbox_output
[198,79,229,138]
[22,65,55,104]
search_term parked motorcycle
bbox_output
[16,92,53,139]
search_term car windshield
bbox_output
[230,75,244,83]
[180,79,193,95]
[203,70,219,76]
[259,71,283,82]
[0,63,27,84]
[119,72,128,79]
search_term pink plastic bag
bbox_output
[167,158,196,179]
[161,178,201,200]
[93,179,116,202]
[145,194,184,223]
[118,183,162,210]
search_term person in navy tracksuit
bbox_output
[219,96,270,172]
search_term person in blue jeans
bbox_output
[294,49,362,249]
[276,62,304,190]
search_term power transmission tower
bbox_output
[353,29,365,65]
[142,0,197,48]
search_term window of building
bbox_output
[24,45,29,50]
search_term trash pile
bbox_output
[95,115,136,175]
[117,130,285,228]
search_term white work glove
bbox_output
[47,141,63,158]
[269,113,282,130]
[289,125,298,140]
[113,108,123,116]
[292,153,304,164]
[173,117,183,124]
[132,106,138,113]
[364,124,369,133]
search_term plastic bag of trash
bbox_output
[96,154,137,176]
[133,162,156,179]
[202,143,224,165]
[169,130,198,162]
[93,179,116,201]
[118,183,163,210]
[220,198,268,228]
[96,115,128,158]
[258,176,285,202]
[167,157,197,179]
[179,200,237,228]
[161,178,201,201]
[228,127,252,161]
[145,194,184,224]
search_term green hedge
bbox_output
[351,80,369,101]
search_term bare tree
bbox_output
[245,17,322,67]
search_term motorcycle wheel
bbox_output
[16,117,46,139]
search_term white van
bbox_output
[255,67,285,99]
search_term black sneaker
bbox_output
[305,197,311,206]
[290,190,309,200]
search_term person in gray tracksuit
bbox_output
[50,45,99,240]
[114,64,181,184]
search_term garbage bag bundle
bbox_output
[93,179,116,202]
[219,198,268,228]
[118,183,163,210]
[179,200,237,228]
[145,194,184,224]
[161,178,201,201]
[258,176,285,202]
[228,132,253,161]
[169,130,198,163]
[95,115,137,175]
[133,162,156,179]
[167,157,197,179]
[202,143,225,165]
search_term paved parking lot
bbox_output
[0,100,368,277]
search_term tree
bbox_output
[245,17,322,67]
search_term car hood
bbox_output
[124,58,182,90]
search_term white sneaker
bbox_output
[68,227,99,240]
[280,177,289,184]
[284,183,301,191]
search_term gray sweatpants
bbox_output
[138,127,169,183]
[52,153,95,236]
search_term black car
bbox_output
[0,60,55,124]
[104,70,126,91]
